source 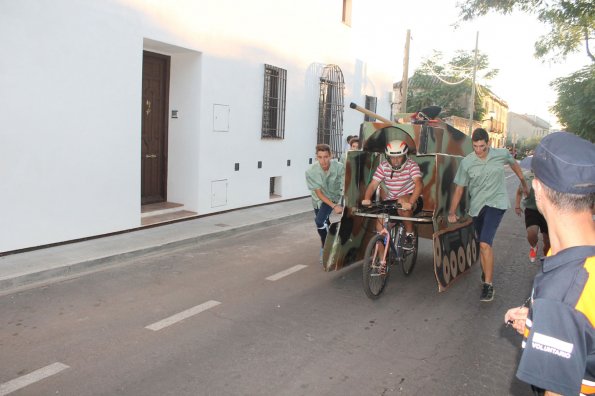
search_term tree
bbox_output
[458,0,594,140]
[550,64,595,142]
[457,0,595,62]
[405,50,498,120]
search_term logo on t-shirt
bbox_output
[531,332,573,359]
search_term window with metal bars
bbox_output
[364,95,378,121]
[317,65,345,158]
[261,64,287,139]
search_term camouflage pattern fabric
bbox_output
[323,118,479,292]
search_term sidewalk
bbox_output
[0,198,312,294]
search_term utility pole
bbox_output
[400,29,411,114]
[468,31,479,135]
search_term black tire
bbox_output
[401,226,418,276]
[362,234,390,299]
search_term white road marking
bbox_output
[505,173,516,179]
[266,265,308,281]
[0,362,69,395]
[145,300,221,331]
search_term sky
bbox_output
[369,1,590,129]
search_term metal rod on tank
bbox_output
[349,102,393,124]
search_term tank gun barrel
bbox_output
[349,102,393,124]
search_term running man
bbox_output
[448,128,529,302]
[515,168,550,262]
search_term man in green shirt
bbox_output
[305,144,345,262]
[448,128,529,302]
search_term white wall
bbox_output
[1,0,402,252]
[0,1,142,251]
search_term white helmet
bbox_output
[385,139,408,157]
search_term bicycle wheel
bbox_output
[362,234,389,299]
[401,226,418,276]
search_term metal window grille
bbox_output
[261,64,287,139]
[317,65,345,158]
[364,95,378,121]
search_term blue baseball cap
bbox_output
[531,132,595,195]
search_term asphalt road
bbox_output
[0,168,540,395]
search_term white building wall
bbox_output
[1,1,143,251]
[508,112,551,142]
[1,0,402,252]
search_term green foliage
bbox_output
[519,136,542,151]
[405,50,497,120]
[506,135,542,159]
[457,0,595,62]
[458,1,594,139]
[550,64,595,142]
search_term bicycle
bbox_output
[358,201,418,299]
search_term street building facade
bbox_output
[507,112,552,144]
[1,0,400,252]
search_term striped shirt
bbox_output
[372,158,421,199]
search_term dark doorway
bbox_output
[141,51,170,205]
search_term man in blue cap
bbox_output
[504,132,595,396]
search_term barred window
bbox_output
[317,65,345,157]
[364,95,377,121]
[261,64,287,139]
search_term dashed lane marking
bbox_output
[266,265,308,281]
[0,362,69,395]
[145,300,221,331]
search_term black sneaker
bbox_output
[403,234,414,250]
[480,283,494,302]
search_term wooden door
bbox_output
[141,51,170,205]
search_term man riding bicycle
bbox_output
[361,139,423,249]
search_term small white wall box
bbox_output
[213,104,230,132]
[211,179,228,207]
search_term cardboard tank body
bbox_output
[323,103,479,291]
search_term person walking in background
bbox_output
[339,136,360,163]
[504,132,595,396]
[514,168,550,262]
[305,144,345,264]
[343,135,354,154]
[448,128,529,302]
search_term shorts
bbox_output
[472,206,505,246]
[524,208,548,234]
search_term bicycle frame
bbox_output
[362,201,409,270]
[372,213,405,269]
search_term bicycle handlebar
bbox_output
[361,200,402,211]
[353,201,433,223]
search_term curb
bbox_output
[0,211,311,294]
